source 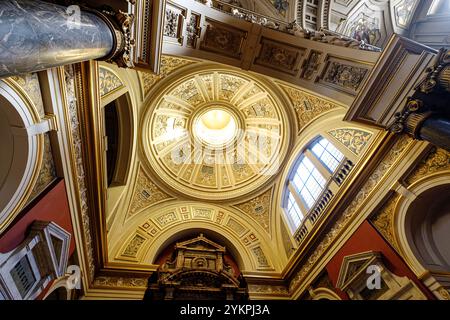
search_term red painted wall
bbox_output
[0,180,75,256]
[325,220,434,299]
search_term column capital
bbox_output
[90,7,136,68]
[389,99,433,139]
[418,48,450,94]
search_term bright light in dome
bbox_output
[201,109,232,130]
[195,109,237,147]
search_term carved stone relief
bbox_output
[255,38,305,74]
[321,60,369,94]
[27,133,57,204]
[127,165,172,218]
[186,12,201,48]
[234,188,272,234]
[252,246,270,268]
[122,234,147,258]
[11,73,45,118]
[394,0,417,28]
[370,193,402,253]
[301,50,322,80]
[155,211,179,227]
[139,55,194,96]
[328,128,373,156]
[201,20,246,58]
[405,147,450,185]
[99,67,123,97]
[164,5,185,42]
[281,84,340,132]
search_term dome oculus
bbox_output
[194,108,238,148]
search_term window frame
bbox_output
[282,136,346,234]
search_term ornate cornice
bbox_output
[93,276,147,289]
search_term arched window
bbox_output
[283,136,351,239]
[311,137,344,172]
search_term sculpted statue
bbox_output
[260,17,279,30]
[286,21,308,37]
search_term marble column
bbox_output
[0,0,115,78]
[418,117,450,152]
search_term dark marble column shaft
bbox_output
[0,0,114,78]
[419,116,450,152]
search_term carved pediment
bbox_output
[336,251,381,291]
[175,234,226,253]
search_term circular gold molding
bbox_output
[142,68,291,200]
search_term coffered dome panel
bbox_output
[142,68,291,200]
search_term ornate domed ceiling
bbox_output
[142,68,291,200]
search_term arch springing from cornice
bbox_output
[109,201,283,273]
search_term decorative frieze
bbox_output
[201,20,246,58]
[321,59,369,94]
[255,38,304,74]
[248,284,289,295]
[64,64,96,281]
[93,276,147,288]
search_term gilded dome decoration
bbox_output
[142,69,291,200]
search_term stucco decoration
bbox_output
[142,69,290,200]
